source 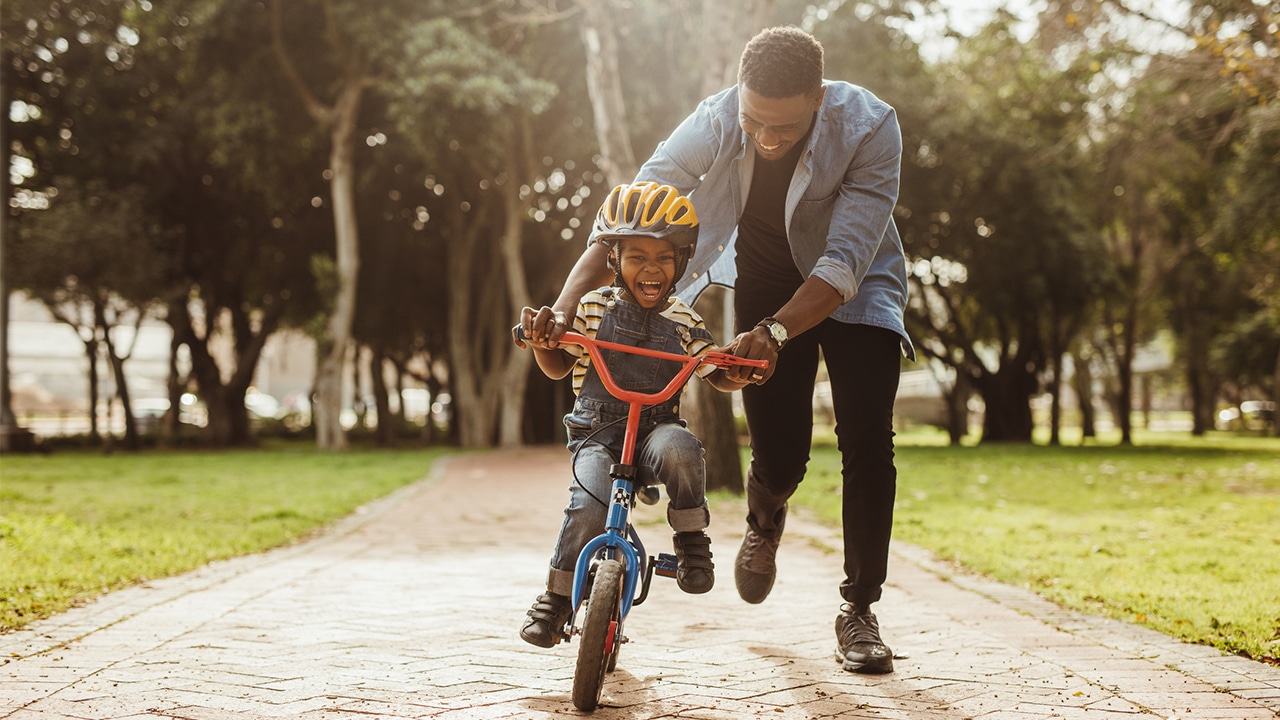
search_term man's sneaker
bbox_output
[834,602,894,674]
[519,592,572,648]
[673,531,714,594]
[734,521,785,604]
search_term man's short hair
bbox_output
[738,26,824,99]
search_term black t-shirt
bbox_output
[735,138,808,302]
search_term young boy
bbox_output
[514,182,750,648]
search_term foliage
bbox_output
[3,0,1278,449]
[788,433,1280,661]
[0,445,448,630]
[891,13,1106,441]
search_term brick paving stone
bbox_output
[3,447,1279,720]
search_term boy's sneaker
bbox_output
[519,592,572,648]
[734,505,786,604]
[673,531,714,594]
[834,602,894,674]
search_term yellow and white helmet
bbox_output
[593,181,699,286]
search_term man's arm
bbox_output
[722,276,844,385]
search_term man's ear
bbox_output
[812,85,827,110]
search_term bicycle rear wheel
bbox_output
[572,558,623,711]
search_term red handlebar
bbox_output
[516,328,766,407]
[516,326,766,466]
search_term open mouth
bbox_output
[636,280,667,303]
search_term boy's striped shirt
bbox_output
[566,288,717,395]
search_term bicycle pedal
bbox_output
[654,552,678,578]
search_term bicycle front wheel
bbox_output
[572,558,623,711]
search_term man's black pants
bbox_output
[736,298,902,607]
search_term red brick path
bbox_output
[3,447,1278,719]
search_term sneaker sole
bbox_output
[834,649,894,674]
[520,630,559,649]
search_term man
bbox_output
[520,26,912,674]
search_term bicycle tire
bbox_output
[572,559,623,711]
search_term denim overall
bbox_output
[545,290,710,597]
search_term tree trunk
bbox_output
[97,302,139,451]
[945,369,972,445]
[85,336,102,443]
[48,307,105,444]
[1184,319,1215,436]
[577,0,638,186]
[165,331,184,439]
[1106,295,1139,446]
[688,286,744,493]
[975,364,1036,443]
[497,134,535,448]
[167,297,275,447]
[314,79,364,451]
[0,73,23,450]
[0,289,14,432]
[370,346,394,446]
[1272,346,1280,437]
[1071,348,1097,440]
[447,210,500,447]
[1048,353,1063,446]
[681,375,744,493]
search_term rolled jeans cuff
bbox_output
[547,566,576,598]
[667,502,710,533]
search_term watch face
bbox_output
[770,322,787,346]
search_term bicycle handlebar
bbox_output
[514,326,767,407]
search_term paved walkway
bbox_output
[3,448,1278,719]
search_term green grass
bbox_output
[788,430,1280,661]
[0,445,448,631]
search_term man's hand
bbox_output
[723,326,780,385]
[514,305,570,350]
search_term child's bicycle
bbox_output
[517,327,767,711]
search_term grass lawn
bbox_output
[0,444,448,631]
[788,429,1280,662]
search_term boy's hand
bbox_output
[515,305,570,350]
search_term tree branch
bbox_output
[270,0,334,124]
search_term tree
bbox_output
[11,181,163,450]
[383,8,575,447]
[898,15,1102,442]
[269,0,374,450]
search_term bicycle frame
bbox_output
[549,331,765,623]
[518,323,766,710]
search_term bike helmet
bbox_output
[593,182,699,290]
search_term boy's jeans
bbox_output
[545,422,709,597]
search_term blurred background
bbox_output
[1,0,1276,455]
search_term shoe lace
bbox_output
[739,530,779,574]
[838,603,883,645]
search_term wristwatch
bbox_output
[757,317,788,350]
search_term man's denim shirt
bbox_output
[625,81,914,360]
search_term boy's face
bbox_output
[616,236,678,309]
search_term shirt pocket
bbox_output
[792,191,837,260]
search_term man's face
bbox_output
[616,236,678,309]
[738,84,826,161]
